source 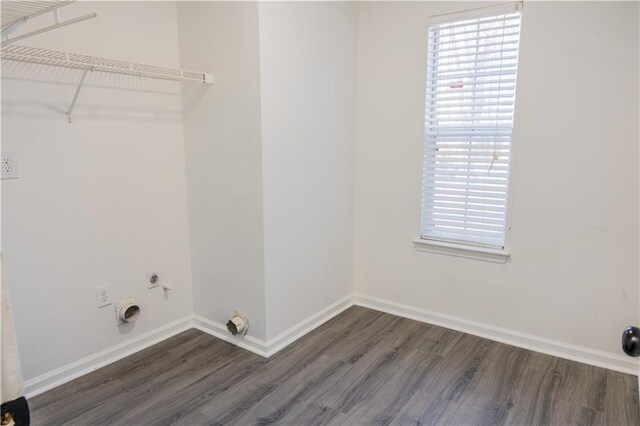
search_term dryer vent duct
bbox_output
[226,311,249,337]
[116,298,140,324]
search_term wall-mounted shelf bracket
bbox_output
[66,66,91,123]
[1,19,25,41]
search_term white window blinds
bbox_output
[421,4,522,248]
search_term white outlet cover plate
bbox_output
[1,152,19,179]
[95,285,112,308]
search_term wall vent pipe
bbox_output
[226,311,248,337]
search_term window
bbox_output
[420,4,522,251]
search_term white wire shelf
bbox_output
[2,0,97,45]
[1,43,214,122]
[1,2,213,123]
[1,44,214,84]
[1,0,71,30]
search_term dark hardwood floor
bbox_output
[30,306,639,425]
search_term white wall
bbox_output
[1,1,193,381]
[177,2,267,340]
[258,2,357,339]
[354,1,639,358]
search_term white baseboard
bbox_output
[353,293,639,376]
[23,293,638,399]
[22,297,354,398]
[24,315,194,398]
[264,294,354,357]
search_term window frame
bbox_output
[415,2,523,263]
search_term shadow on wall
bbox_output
[180,78,209,121]
[1,61,190,123]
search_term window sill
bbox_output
[412,238,510,263]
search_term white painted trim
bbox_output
[192,315,268,357]
[21,297,355,398]
[23,315,194,398]
[264,294,354,356]
[353,293,639,376]
[413,238,510,263]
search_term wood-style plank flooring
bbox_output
[30,306,639,425]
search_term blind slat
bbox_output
[427,90,516,99]
[424,181,509,190]
[430,46,519,62]
[430,23,520,40]
[426,110,514,117]
[427,108,514,114]
[434,61,516,77]
[427,139,512,143]
[431,209,506,220]
[429,28,520,47]
[428,143,511,148]
[426,126,514,132]
[425,159,510,166]
[423,179,509,187]
[428,78,517,89]
[425,172,508,179]
[429,103,514,110]
[429,55,519,69]
[428,70,517,82]
[430,218,505,230]
[426,117,514,122]
[422,194,507,207]
[424,201,506,213]
[426,176,508,182]
[428,40,520,56]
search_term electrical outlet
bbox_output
[1,152,19,179]
[95,285,112,308]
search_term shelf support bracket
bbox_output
[1,19,26,41]
[66,66,91,123]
